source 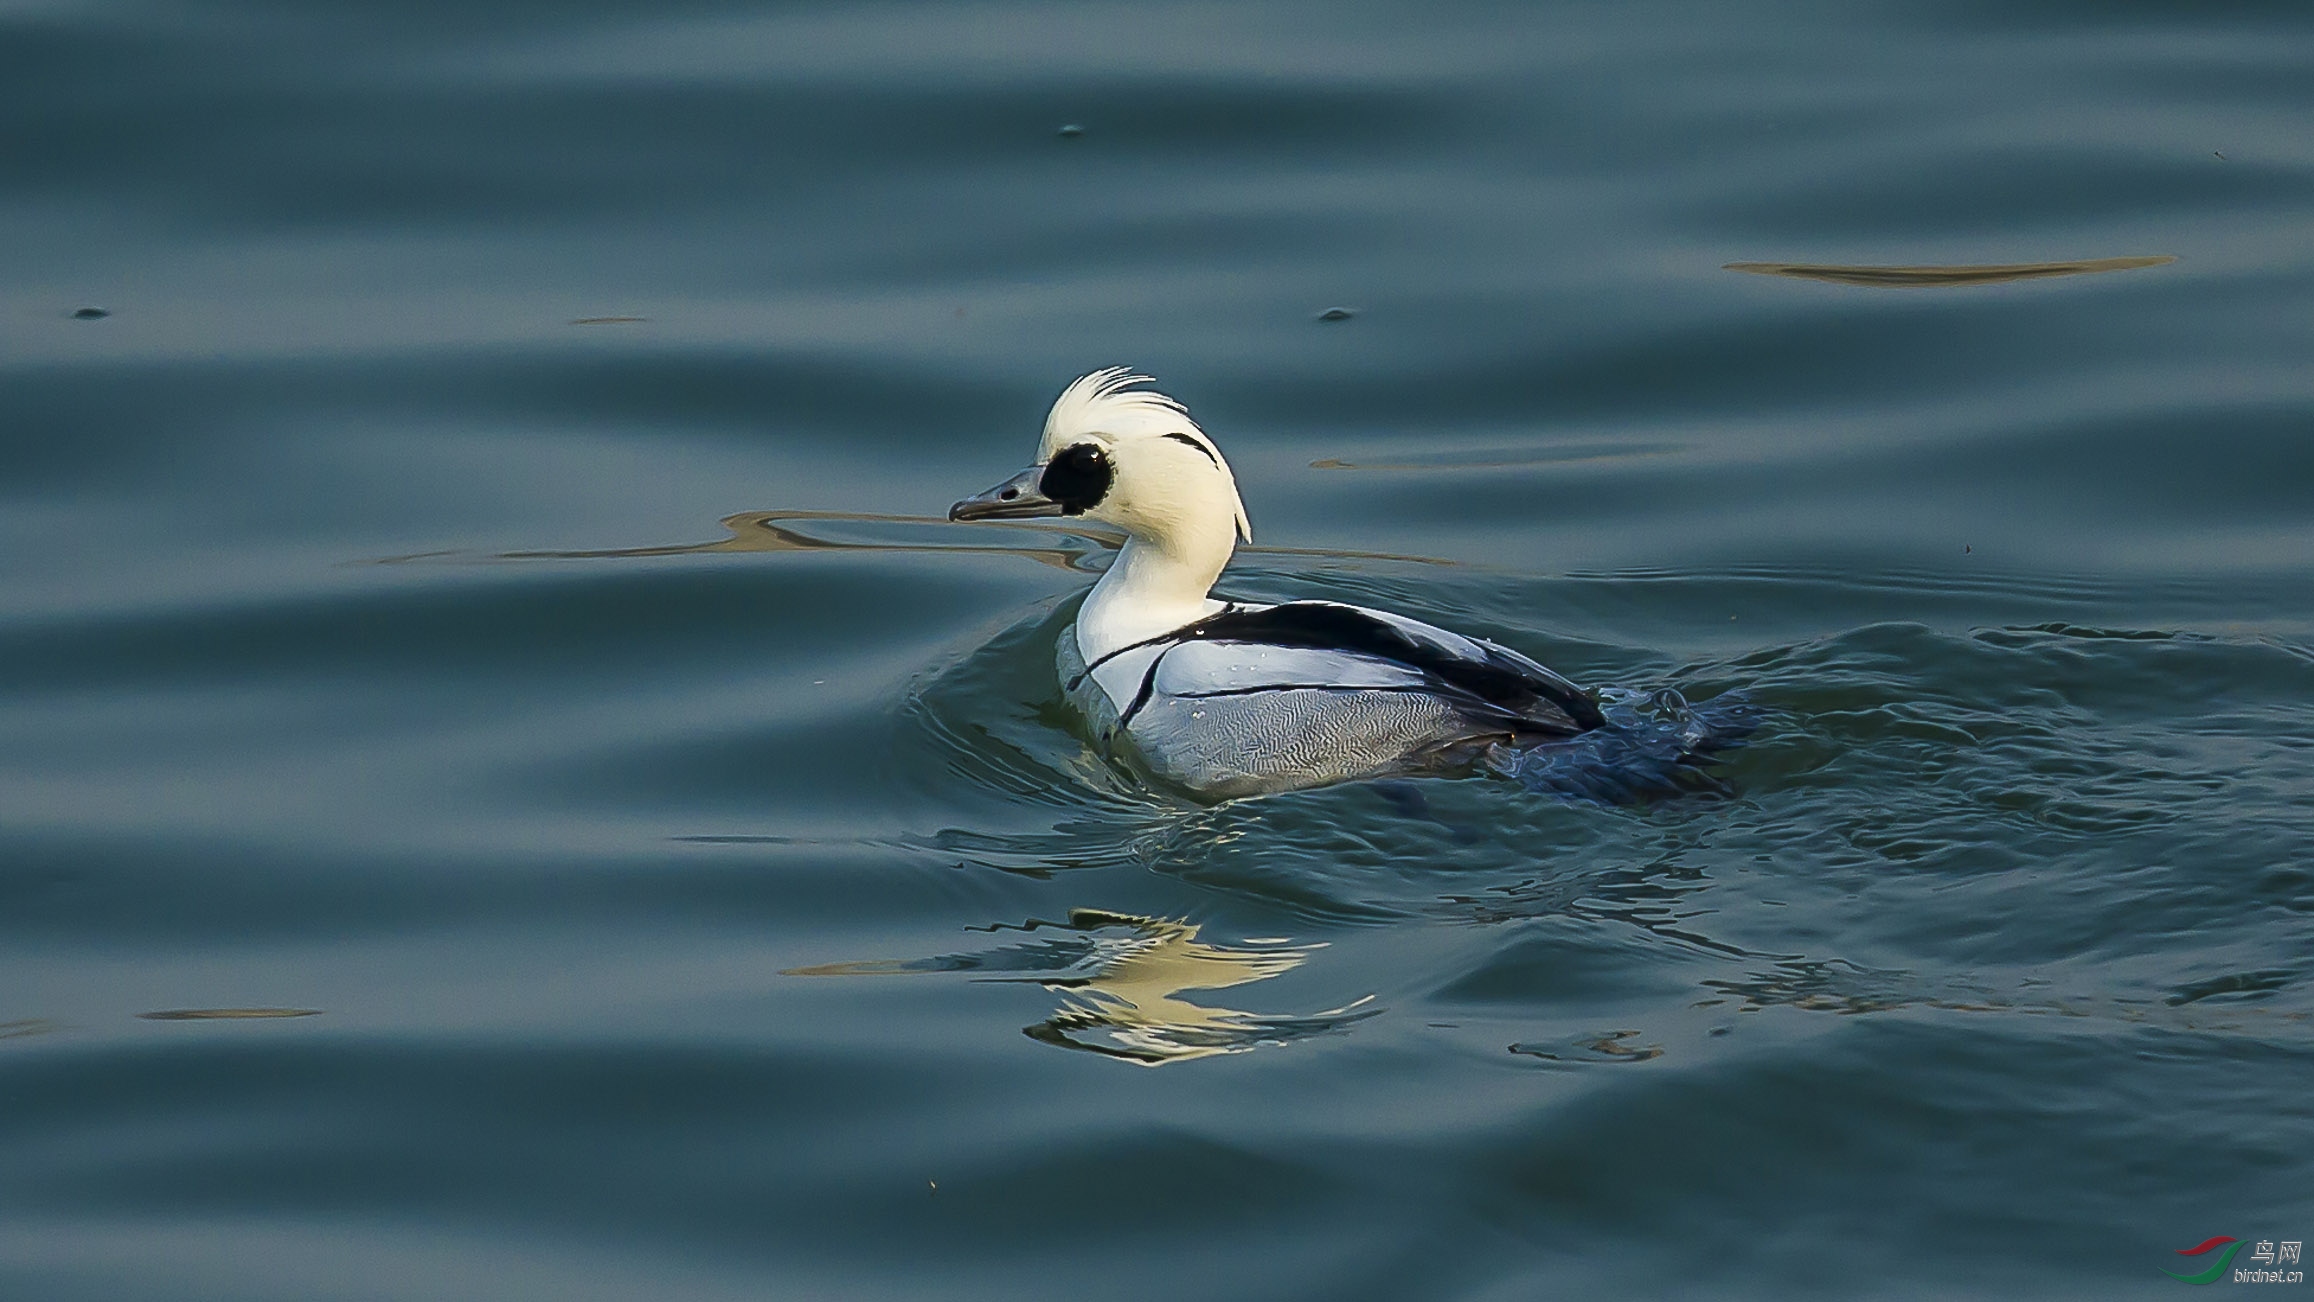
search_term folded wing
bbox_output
[1163,601,1603,737]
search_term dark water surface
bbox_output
[5,1,2312,1297]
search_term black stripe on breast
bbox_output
[1113,643,1174,730]
[1067,601,1243,692]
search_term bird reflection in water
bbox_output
[786,909,1377,1065]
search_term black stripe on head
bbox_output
[1162,432,1220,466]
[1040,442,1113,513]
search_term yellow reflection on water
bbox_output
[788,908,1375,1065]
[500,509,1108,571]
[1724,255,2175,287]
[1024,914,1310,1064]
[379,509,1452,570]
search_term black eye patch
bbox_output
[1040,442,1113,513]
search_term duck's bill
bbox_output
[949,467,1064,521]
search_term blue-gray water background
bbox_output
[4,1,2311,1297]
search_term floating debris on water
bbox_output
[137,1008,321,1021]
[71,307,110,319]
[1316,306,1356,321]
[1724,256,2175,288]
[570,316,647,325]
[1057,123,1084,138]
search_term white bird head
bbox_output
[949,368,1252,553]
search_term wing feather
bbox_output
[1174,602,1603,734]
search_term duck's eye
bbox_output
[1040,442,1112,514]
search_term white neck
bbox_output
[1075,530,1234,661]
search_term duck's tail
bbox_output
[1495,687,1761,804]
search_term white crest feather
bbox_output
[1041,367,1252,543]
